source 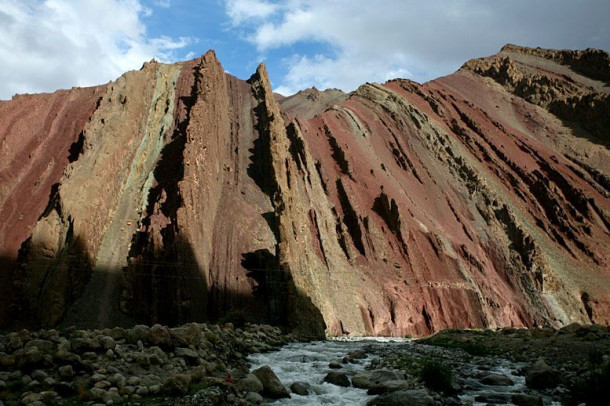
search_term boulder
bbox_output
[512,393,543,406]
[290,381,311,396]
[237,373,263,393]
[17,347,43,368]
[245,391,264,404]
[525,359,558,389]
[99,336,116,351]
[252,365,290,399]
[69,338,99,354]
[24,340,55,353]
[480,373,514,386]
[162,374,192,395]
[58,365,74,379]
[324,371,351,387]
[175,347,200,364]
[352,370,402,389]
[367,389,436,406]
[347,349,368,360]
[171,323,202,346]
[148,325,173,348]
[367,380,413,395]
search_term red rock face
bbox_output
[0,45,608,336]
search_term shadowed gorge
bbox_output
[0,45,609,337]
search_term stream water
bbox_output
[248,338,559,405]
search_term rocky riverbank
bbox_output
[365,323,610,405]
[0,322,293,405]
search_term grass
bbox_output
[419,334,491,356]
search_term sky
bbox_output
[0,0,608,99]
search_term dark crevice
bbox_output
[241,249,285,325]
[324,124,353,179]
[581,291,594,322]
[336,179,366,256]
[68,131,85,163]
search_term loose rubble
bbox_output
[0,322,292,405]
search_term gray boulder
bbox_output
[162,373,192,395]
[367,389,436,406]
[367,380,414,395]
[290,381,311,396]
[252,365,290,399]
[237,373,263,393]
[525,359,558,389]
[324,371,350,387]
[352,370,402,389]
[512,393,543,406]
[480,373,514,386]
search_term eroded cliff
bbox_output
[0,45,608,336]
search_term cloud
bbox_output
[225,0,278,25]
[225,0,610,94]
[153,0,171,7]
[0,0,192,99]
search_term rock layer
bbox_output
[0,45,608,336]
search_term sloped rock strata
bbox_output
[0,45,608,337]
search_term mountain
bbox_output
[0,45,608,337]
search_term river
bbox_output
[248,338,560,405]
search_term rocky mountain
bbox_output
[0,45,608,337]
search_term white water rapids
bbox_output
[247,338,559,405]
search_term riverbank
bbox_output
[1,323,609,405]
[412,324,610,405]
[0,322,293,405]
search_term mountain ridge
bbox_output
[0,45,608,337]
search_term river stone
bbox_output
[147,346,169,365]
[175,347,200,364]
[31,370,47,381]
[347,350,367,360]
[171,323,202,346]
[99,336,116,351]
[24,340,55,353]
[252,365,290,398]
[21,393,43,404]
[475,393,511,403]
[0,354,15,368]
[246,391,264,404]
[525,359,558,389]
[512,393,543,406]
[18,347,43,367]
[237,373,263,393]
[329,362,342,369]
[290,381,311,395]
[480,373,514,386]
[367,389,436,406]
[162,374,191,395]
[70,338,99,354]
[54,349,81,365]
[352,370,402,389]
[104,387,121,403]
[324,371,351,387]
[367,380,413,395]
[58,365,74,379]
[148,325,173,348]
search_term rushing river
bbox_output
[247,338,559,405]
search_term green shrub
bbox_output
[419,358,456,395]
[569,361,610,405]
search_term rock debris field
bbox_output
[1,322,609,405]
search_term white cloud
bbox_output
[0,0,192,99]
[225,0,278,25]
[153,0,171,7]
[225,0,610,95]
